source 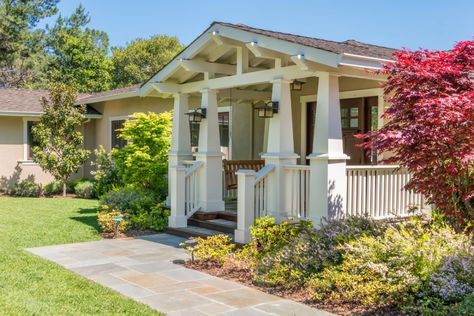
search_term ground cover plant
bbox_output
[0,197,161,315]
[184,216,474,315]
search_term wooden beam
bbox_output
[208,45,233,62]
[211,32,244,47]
[245,42,285,60]
[179,59,236,75]
[218,89,271,101]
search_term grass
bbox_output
[0,197,162,315]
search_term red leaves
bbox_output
[359,40,474,230]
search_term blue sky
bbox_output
[40,0,473,51]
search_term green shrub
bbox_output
[307,221,472,307]
[241,216,384,288]
[91,145,121,197]
[97,208,128,233]
[99,186,158,215]
[43,180,63,196]
[74,180,95,199]
[7,179,41,197]
[182,234,235,265]
[112,112,171,198]
[129,205,169,231]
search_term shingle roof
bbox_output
[213,22,398,60]
[77,83,141,103]
[0,88,101,115]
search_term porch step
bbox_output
[165,226,233,240]
[187,218,237,234]
[192,211,237,222]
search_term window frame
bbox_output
[22,117,40,162]
[109,116,129,150]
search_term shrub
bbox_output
[112,112,172,198]
[242,216,384,288]
[43,180,63,196]
[182,234,235,265]
[66,178,84,193]
[7,179,41,197]
[74,180,95,199]
[99,186,158,215]
[91,145,121,197]
[307,221,472,307]
[129,205,169,231]
[97,208,128,234]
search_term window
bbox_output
[341,106,359,129]
[188,111,230,151]
[26,121,39,160]
[111,119,127,149]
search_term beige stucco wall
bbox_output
[91,96,174,151]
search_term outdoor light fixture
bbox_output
[290,80,304,91]
[255,101,279,118]
[186,108,207,123]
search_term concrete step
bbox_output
[165,226,233,240]
[187,218,237,234]
[192,211,237,222]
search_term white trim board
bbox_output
[299,88,384,163]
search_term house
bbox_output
[0,22,426,243]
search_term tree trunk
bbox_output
[63,181,67,197]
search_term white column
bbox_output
[168,165,187,227]
[234,170,256,243]
[195,89,225,212]
[261,79,299,221]
[167,93,193,206]
[308,72,349,224]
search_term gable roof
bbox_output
[214,22,398,60]
[0,88,101,117]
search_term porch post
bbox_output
[234,170,256,243]
[167,93,192,206]
[261,79,299,221]
[308,72,349,224]
[195,89,225,212]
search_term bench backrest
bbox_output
[223,159,265,190]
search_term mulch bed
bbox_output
[183,260,401,316]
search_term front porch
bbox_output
[137,23,427,243]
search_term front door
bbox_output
[306,97,377,165]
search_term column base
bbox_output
[168,215,188,228]
[234,229,251,244]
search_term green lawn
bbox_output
[0,197,162,315]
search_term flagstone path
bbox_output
[27,233,333,316]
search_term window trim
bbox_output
[22,117,39,163]
[109,115,129,150]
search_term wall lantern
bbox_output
[255,101,279,118]
[186,108,207,123]
[290,80,304,91]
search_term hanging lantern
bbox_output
[255,101,279,118]
[185,108,207,123]
[290,80,304,91]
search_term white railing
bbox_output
[346,165,425,219]
[283,165,310,219]
[254,164,275,219]
[184,161,203,217]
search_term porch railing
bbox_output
[184,161,203,217]
[346,165,425,218]
[254,164,275,219]
[283,165,310,219]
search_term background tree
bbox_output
[112,112,172,197]
[359,40,474,231]
[110,35,183,88]
[32,83,90,196]
[44,5,112,92]
[0,0,58,87]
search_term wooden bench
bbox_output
[223,159,265,190]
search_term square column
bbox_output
[261,79,299,221]
[307,72,349,224]
[195,89,225,212]
[167,93,193,206]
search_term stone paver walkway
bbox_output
[27,234,333,316]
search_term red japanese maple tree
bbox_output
[359,40,474,230]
